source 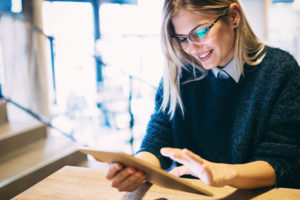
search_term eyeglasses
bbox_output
[173,15,224,50]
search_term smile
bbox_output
[198,50,213,62]
[199,51,210,58]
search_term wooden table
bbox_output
[13,166,300,200]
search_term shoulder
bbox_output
[264,46,297,62]
[261,46,300,75]
[242,46,300,89]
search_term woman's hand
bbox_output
[160,148,237,187]
[105,163,146,192]
[100,151,160,192]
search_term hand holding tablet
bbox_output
[79,147,213,196]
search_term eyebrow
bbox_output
[174,23,206,37]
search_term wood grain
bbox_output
[13,166,300,200]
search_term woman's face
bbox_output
[171,8,236,69]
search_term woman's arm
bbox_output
[161,148,275,189]
[228,161,275,189]
[135,151,161,168]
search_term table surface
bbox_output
[13,166,300,200]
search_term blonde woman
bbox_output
[105,0,300,191]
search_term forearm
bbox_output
[227,161,276,189]
[135,151,161,168]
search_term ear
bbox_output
[229,3,241,28]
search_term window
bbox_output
[267,0,300,63]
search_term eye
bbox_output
[195,28,208,39]
[177,37,188,43]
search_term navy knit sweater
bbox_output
[138,46,300,188]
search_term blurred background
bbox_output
[0,0,299,153]
[0,0,299,198]
[0,0,300,152]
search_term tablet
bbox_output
[79,147,213,196]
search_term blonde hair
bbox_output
[160,0,265,118]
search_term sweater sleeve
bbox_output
[136,80,173,169]
[250,55,300,188]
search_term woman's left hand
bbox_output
[160,148,237,187]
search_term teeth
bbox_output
[199,51,210,58]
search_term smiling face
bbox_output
[171,8,236,69]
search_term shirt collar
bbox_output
[211,59,242,83]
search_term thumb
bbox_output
[169,165,190,177]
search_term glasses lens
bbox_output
[195,28,208,40]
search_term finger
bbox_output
[161,148,190,164]
[167,155,191,166]
[121,171,146,192]
[160,147,183,155]
[118,170,145,191]
[110,167,136,188]
[202,164,215,186]
[105,163,123,180]
[126,174,147,192]
[169,165,190,177]
[181,149,209,178]
[182,149,204,165]
[93,156,103,162]
[131,176,147,191]
[124,178,145,192]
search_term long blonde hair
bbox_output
[160,0,265,118]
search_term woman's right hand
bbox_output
[105,162,146,192]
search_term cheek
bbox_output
[182,43,203,56]
[214,31,235,56]
[221,26,235,47]
[223,33,235,48]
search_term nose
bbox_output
[184,41,203,56]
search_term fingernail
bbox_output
[137,171,145,178]
[128,168,135,174]
[116,163,122,170]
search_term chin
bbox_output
[202,64,217,70]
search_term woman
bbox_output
[105,0,300,192]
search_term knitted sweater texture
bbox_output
[138,46,300,188]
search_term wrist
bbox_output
[224,164,238,186]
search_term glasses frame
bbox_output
[173,14,225,49]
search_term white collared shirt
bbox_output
[211,59,242,83]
